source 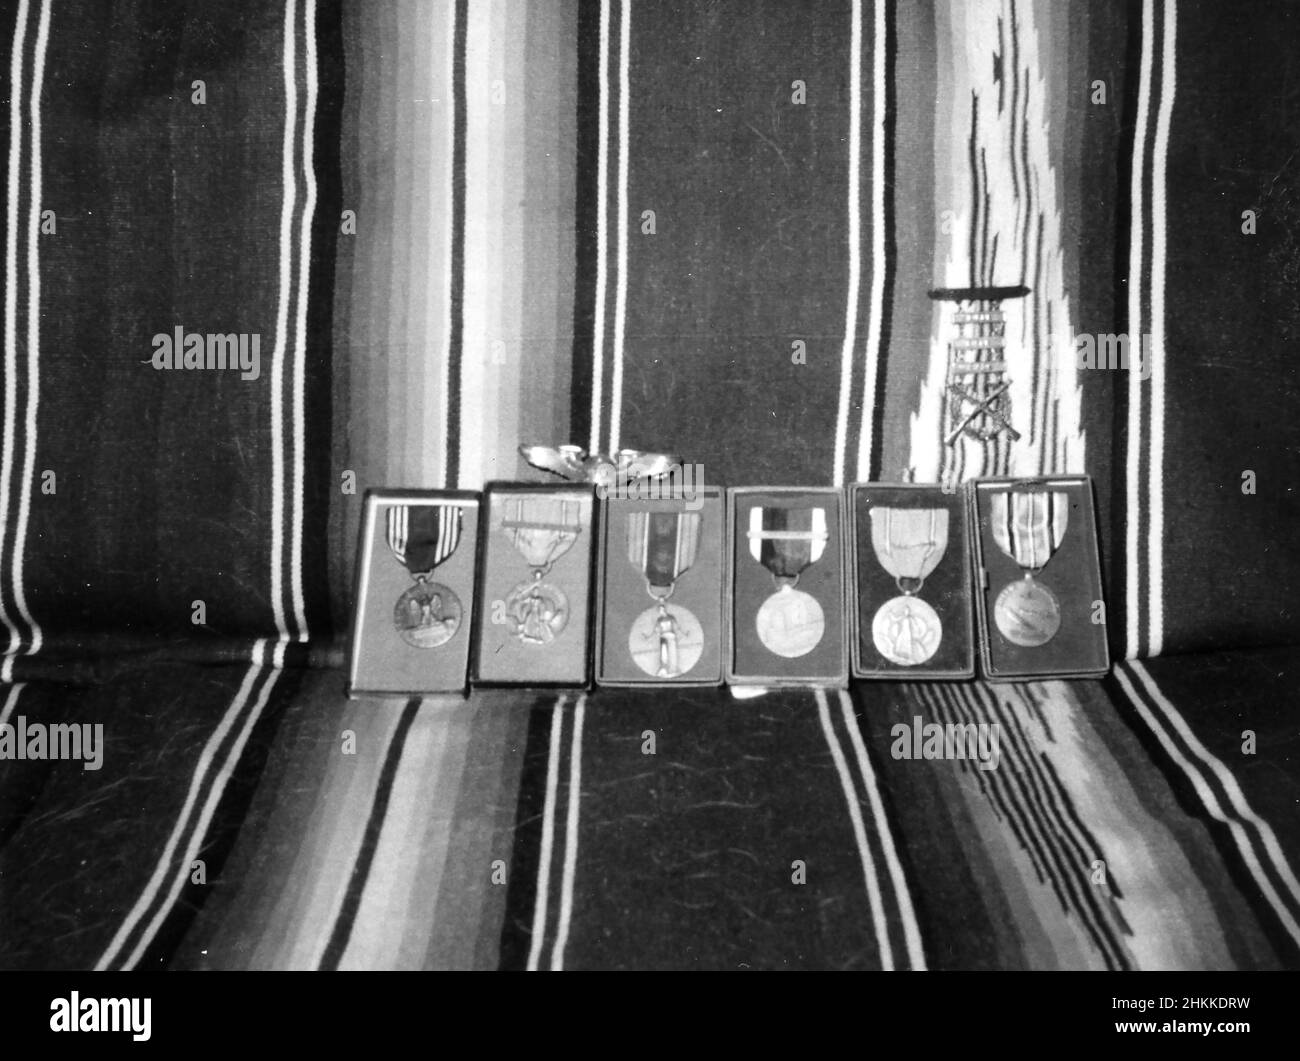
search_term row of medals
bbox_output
[391,519,1061,670]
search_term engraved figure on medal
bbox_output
[505,572,569,645]
[756,578,825,658]
[393,578,462,649]
[629,601,703,677]
[872,593,941,666]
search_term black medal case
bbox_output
[725,486,849,688]
[595,485,726,687]
[347,489,480,697]
[969,475,1110,680]
[850,482,975,679]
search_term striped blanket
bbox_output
[0,0,1297,971]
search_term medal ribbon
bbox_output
[501,497,583,570]
[990,491,1068,571]
[748,507,827,578]
[869,508,949,581]
[386,504,462,576]
[627,511,702,589]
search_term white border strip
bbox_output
[606,0,630,455]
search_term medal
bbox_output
[386,503,464,649]
[868,507,948,666]
[989,490,1068,647]
[500,496,583,645]
[747,506,828,658]
[626,510,704,677]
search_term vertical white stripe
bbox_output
[0,680,23,727]
[607,0,630,455]
[269,0,299,664]
[831,0,862,488]
[526,697,567,970]
[122,667,282,968]
[1147,3,1175,658]
[96,651,269,969]
[1117,663,1300,946]
[12,0,48,660]
[854,0,887,481]
[1125,0,1153,660]
[0,0,31,674]
[439,0,457,488]
[588,0,611,454]
[815,689,893,969]
[550,693,586,969]
[835,690,926,969]
[287,0,318,642]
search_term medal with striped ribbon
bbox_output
[747,507,828,658]
[500,497,583,645]
[990,491,1068,647]
[869,508,948,666]
[387,504,464,649]
[626,511,704,678]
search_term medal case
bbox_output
[725,487,849,688]
[849,483,975,679]
[471,481,598,688]
[970,475,1110,680]
[347,489,480,697]
[595,486,725,687]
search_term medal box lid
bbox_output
[347,489,481,699]
[969,475,1110,680]
[849,482,975,679]
[724,486,850,688]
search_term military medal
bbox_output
[500,496,583,645]
[990,490,1068,647]
[747,507,828,658]
[868,507,948,666]
[386,503,464,649]
[626,510,704,678]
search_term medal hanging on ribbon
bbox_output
[747,507,828,658]
[868,508,949,666]
[625,511,704,678]
[990,491,1068,647]
[500,497,583,645]
[387,504,464,649]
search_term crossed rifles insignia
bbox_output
[930,285,1028,446]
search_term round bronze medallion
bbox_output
[994,576,1061,647]
[504,578,569,645]
[628,604,704,678]
[393,581,462,649]
[755,585,825,658]
[872,595,942,666]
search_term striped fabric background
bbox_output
[0,0,1297,970]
